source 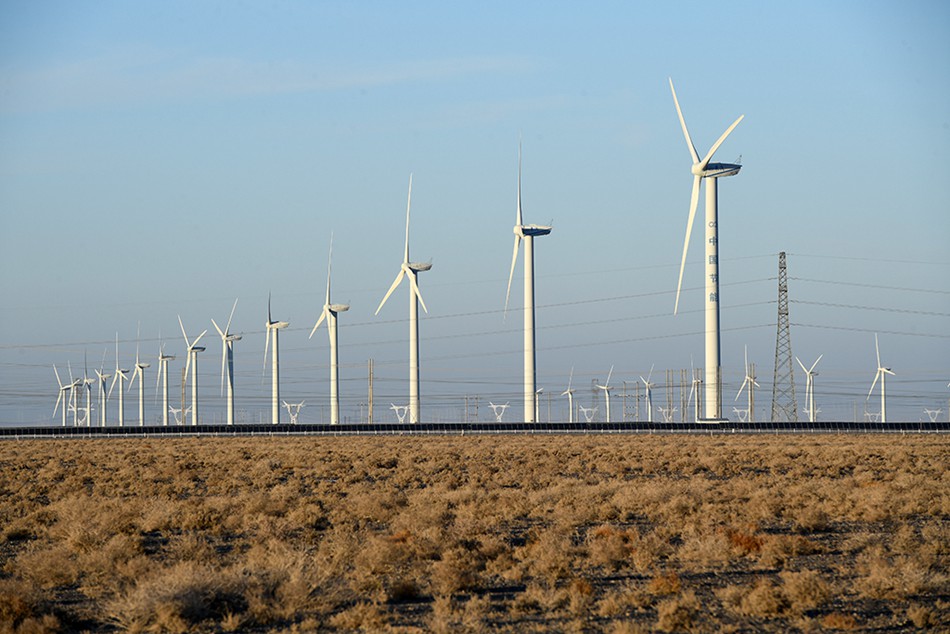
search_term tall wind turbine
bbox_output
[128,328,150,426]
[264,294,290,424]
[596,366,614,423]
[561,366,576,423]
[669,78,744,421]
[310,234,350,425]
[376,174,431,424]
[212,299,241,426]
[868,334,895,423]
[109,334,130,426]
[796,354,822,423]
[179,316,207,426]
[156,341,175,426]
[53,365,79,427]
[94,351,111,427]
[505,143,552,423]
[735,346,760,422]
[640,365,656,422]
[79,353,95,427]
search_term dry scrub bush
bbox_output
[655,590,701,632]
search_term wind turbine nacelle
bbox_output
[226,335,242,342]
[408,262,432,272]
[701,163,742,178]
[521,225,553,237]
[329,303,350,312]
[192,347,206,353]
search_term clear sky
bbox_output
[1,0,948,424]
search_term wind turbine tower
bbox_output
[156,342,175,426]
[109,334,130,426]
[128,332,150,426]
[264,294,290,424]
[640,365,656,422]
[212,299,241,425]
[376,174,431,424]
[506,143,552,423]
[94,353,111,427]
[561,366,576,423]
[179,317,207,426]
[669,78,744,421]
[311,234,350,425]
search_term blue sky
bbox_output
[1,0,948,424]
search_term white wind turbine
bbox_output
[506,143,553,423]
[796,354,823,423]
[53,364,80,427]
[212,299,241,426]
[179,316,207,426]
[108,334,130,426]
[640,365,656,422]
[376,174,431,424]
[127,328,150,426]
[561,366,576,423]
[79,353,95,427]
[735,346,760,422]
[669,78,744,422]
[94,351,110,427]
[263,294,290,424]
[156,340,175,426]
[310,234,350,425]
[868,334,895,424]
[596,366,614,423]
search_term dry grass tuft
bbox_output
[655,589,700,632]
[647,571,682,596]
[821,611,859,630]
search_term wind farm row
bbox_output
[38,79,948,428]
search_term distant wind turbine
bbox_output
[53,364,79,427]
[596,366,614,423]
[264,294,289,424]
[561,366,576,423]
[212,299,241,426]
[127,327,150,426]
[796,354,823,423]
[505,143,552,423]
[867,334,894,424]
[179,316,207,426]
[109,334,130,426]
[376,174,431,424]
[94,350,111,427]
[310,234,350,425]
[735,346,760,423]
[640,365,656,422]
[669,78,744,421]
[156,340,175,426]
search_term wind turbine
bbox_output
[640,365,656,422]
[156,340,175,426]
[179,316,207,426]
[108,334,130,426]
[796,354,822,423]
[310,234,350,425]
[53,365,79,427]
[868,334,895,424]
[79,353,95,427]
[735,346,760,422]
[506,143,552,423]
[94,351,110,427]
[669,78,744,421]
[596,366,614,423]
[376,174,431,424]
[127,328,150,426]
[264,294,290,424]
[212,299,241,426]
[561,366,576,423]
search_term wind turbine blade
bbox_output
[68,361,74,386]
[647,363,655,383]
[674,175,701,315]
[211,318,224,338]
[408,270,428,314]
[517,141,524,227]
[605,365,613,387]
[700,115,744,169]
[178,316,189,347]
[868,372,880,399]
[568,365,574,391]
[184,352,191,384]
[155,357,162,396]
[192,330,207,347]
[669,78,700,164]
[54,365,63,389]
[268,292,272,325]
[109,372,119,399]
[226,298,238,334]
[744,345,749,374]
[263,327,270,379]
[796,357,808,374]
[404,174,412,264]
[736,379,748,401]
[505,234,521,316]
[875,333,881,368]
[376,270,405,315]
[309,309,328,339]
[810,354,823,373]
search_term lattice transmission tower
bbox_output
[770,252,798,422]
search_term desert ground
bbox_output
[0,434,947,633]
